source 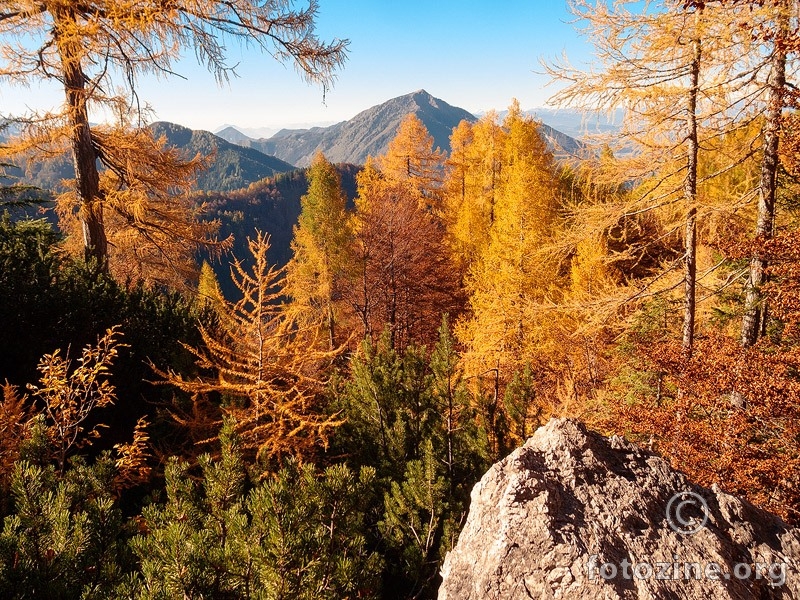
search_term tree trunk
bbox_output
[741,11,787,347]
[682,33,701,359]
[53,8,108,271]
[327,301,335,351]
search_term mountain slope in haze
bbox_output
[214,125,256,146]
[218,90,477,167]
[20,123,296,193]
[218,90,584,166]
[149,122,296,192]
[477,108,623,142]
[537,122,584,157]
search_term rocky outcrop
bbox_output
[439,418,800,599]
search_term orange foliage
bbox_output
[157,232,342,466]
[55,126,231,291]
[0,381,32,486]
[379,113,445,210]
[113,416,153,491]
[27,326,125,473]
[607,334,800,523]
[345,174,463,351]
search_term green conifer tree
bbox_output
[129,421,382,599]
[0,421,130,599]
[380,438,451,599]
[285,152,351,350]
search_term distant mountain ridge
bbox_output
[218,90,475,167]
[529,108,623,139]
[19,122,297,194]
[217,90,583,166]
[17,92,584,195]
[474,108,623,141]
[148,122,296,192]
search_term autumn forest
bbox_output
[0,0,799,598]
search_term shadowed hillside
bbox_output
[18,123,296,193]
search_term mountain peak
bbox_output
[214,91,581,167]
[218,90,477,167]
[409,89,439,109]
[214,125,253,145]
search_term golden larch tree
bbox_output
[0,0,348,271]
[158,232,341,464]
[457,103,565,384]
[740,1,797,347]
[443,114,504,275]
[54,124,230,290]
[545,0,776,357]
[379,114,445,212]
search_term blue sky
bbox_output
[0,1,592,132]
